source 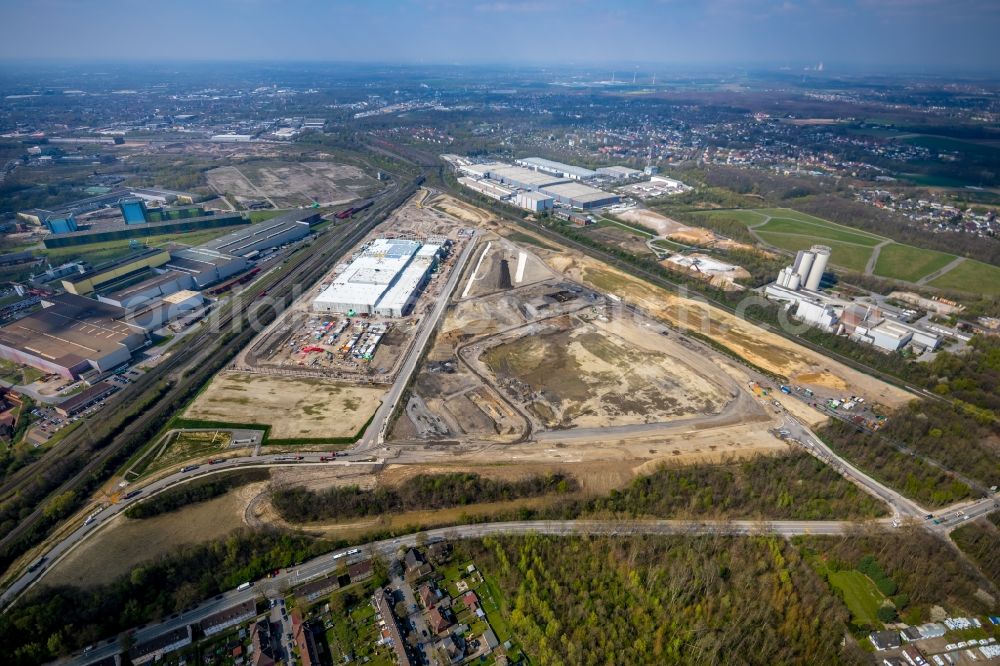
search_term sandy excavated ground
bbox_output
[426,192,496,226]
[619,208,758,252]
[538,252,911,408]
[185,372,384,438]
[482,316,727,429]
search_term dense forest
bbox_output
[951,514,1000,590]
[819,420,971,506]
[124,468,270,520]
[563,452,887,521]
[474,534,864,665]
[817,334,1000,502]
[272,472,577,523]
[798,530,997,619]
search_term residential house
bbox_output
[250,619,277,666]
[291,608,321,666]
[427,542,451,564]
[419,583,438,609]
[200,599,257,637]
[404,549,425,573]
[870,631,902,651]
[296,576,339,603]
[128,626,193,665]
[347,559,374,583]
[428,606,454,634]
[461,591,480,614]
[374,588,414,666]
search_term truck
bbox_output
[180,465,200,473]
[779,385,791,394]
[236,582,253,591]
[123,489,143,500]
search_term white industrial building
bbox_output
[312,238,440,317]
[774,245,831,293]
[457,176,514,201]
[763,283,841,331]
[596,166,642,179]
[515,191,555,213]
[516,157,596,180]
[539,181,620,209]
[650,175,691,191]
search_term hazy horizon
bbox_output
[0,0,997,74]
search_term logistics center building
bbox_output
[312,238,442,317]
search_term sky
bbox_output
[1,0,998,72]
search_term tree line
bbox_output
[124,469,270,520]
[272,472,577,523]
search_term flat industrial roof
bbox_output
[489,165,569,188]
[70,248,170,282]
[168,248,242,269]
[377,253,436,312]
[0,293,143,367]
[200,214,311,256]
[518,191,555,201]
[518,157,597,179]
[100,270,188,301]
[540,181,617,204]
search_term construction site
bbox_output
[237,190,471,383]
[389,231,756,443]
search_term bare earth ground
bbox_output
[481,315,727,429]
[185,372,384,438]
[618,208,758,251]
[538,251,910,408]
[206,162,375,207]
[44,484,260,588]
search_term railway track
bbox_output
[0,178,421,579]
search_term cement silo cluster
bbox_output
[775,245,830,292]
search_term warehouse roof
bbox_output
[540,181,618,204]
[201,213,313,257]
[100,270,188,302]
[377,252,437,314]
[70,248,170,283]
[0,293,144,367]
[489,165,569,188]
[518,191,554,202]
[518,157,597,179]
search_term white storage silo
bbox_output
[787,272,802,291]
[777,267,789,287]
[805,245,831,291]
[794,250,815,284]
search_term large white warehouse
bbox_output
[312,238,440,316]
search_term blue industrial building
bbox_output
[119,199,148,224]
[45,215,78,234]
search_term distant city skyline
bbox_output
[0,0,997,73]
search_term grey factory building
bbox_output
[539,181,621,209]
[165,248,248,289]
[200,210,319,258]
[0,293,148,379]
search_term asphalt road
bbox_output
[356,230,479,452]
[65,517,889,666]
